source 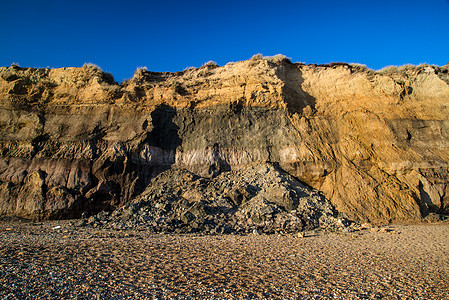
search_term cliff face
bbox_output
[1,57,448,222]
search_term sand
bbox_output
[0,220,448,299]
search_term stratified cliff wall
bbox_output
[1,57,448,222]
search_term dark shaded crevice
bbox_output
[396,80,413,101]
[418,181,436,217]
[435,66,449,85]
[31,134,50,157]
[438,188,447,214]
[145,104,182,152]
[274,63,317,115]
[406,129,412,143]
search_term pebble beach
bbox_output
[1,220,448,299]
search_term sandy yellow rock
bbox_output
[0,58,448,222]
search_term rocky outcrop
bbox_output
[1,58,448,224]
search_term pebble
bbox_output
[0,221,447,299]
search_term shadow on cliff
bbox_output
[138,103,183,185]
[135,104,182,195]
[133,104,182,194]
[275,62,316,115]
[208,142,231,177]
[85,104,182,215]
[147,104,182,161]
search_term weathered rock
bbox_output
[96,162,349,233]
[0,59,448,223]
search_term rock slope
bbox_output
[90,162,347,234]
[0,57,448,225]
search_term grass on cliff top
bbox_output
[82,63,117,84]
[347,62,449,77]
[376,63,449,82]
[376,64,426,76]
[250,53,292,64]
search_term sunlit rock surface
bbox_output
[1,57,448,223]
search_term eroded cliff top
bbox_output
[1,56,448,118]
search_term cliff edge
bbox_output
[1,56,448,224]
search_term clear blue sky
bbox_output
[1,0,448,82]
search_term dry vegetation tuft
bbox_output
[82,63,103,71]
[81,63,116,84]
[377,64,417,75]
[349,63,375,75]
[266,54,291,64]
[202,61,218,69]
[376,64,447,79]
[250,54,291,64]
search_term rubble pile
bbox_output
[88,162,350,234]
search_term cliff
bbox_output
[1,56,448,223]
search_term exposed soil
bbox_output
[0,220,448,299]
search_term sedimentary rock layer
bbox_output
[0,57,448,222]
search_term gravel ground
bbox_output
[0,220,448,299]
